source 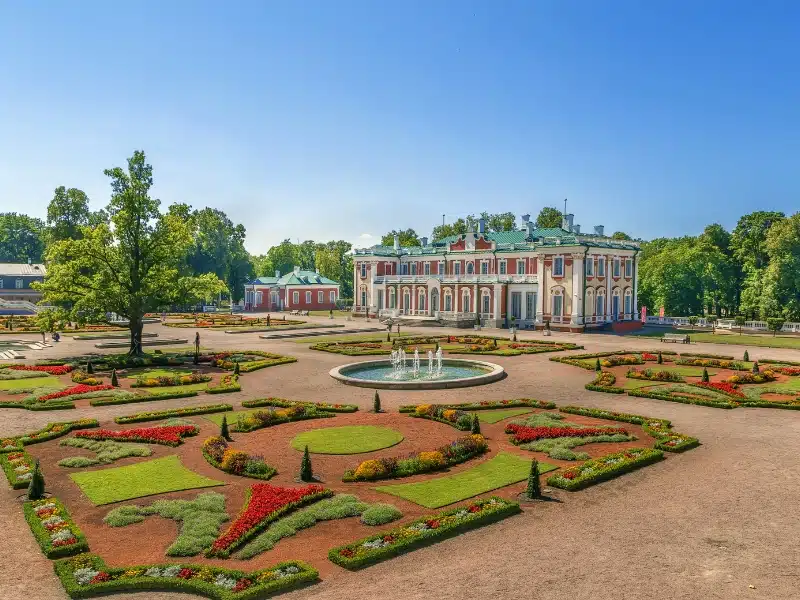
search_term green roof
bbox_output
[248,270,339,286]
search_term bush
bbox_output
[300,446,313,482]
[657,352,663,364]
[526,459,541,499]
[110,369,119,387]
[471,414,481,434]
[27,459,45,500]
[220,415,232,441]
[752,361,759,374]
[547,448,664,491]
[701,368,709,383]
[595,358,601,372]
[360,503,403,526]
[373,390,381,413]
[743,350,749,361]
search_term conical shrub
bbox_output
[595,358,602,372]
[220,415,232,441]
[701,368,709,383]
[300,445,314,482]
[233,362,240,375]
[752,361,759,374]
[86,361,94,375]
[27,459,45,501]
[110,369,119,387]
[743,350,749,362]
[471,414,481,435]
[657,352,663,364]
[526,459,541,500]
[373,390,382,413]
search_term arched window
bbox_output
[462,289,471,312]
[444,289,452,312]
[551,287,564,317]
[481,289,491,314]
[466,262,474,275]
[612,288,621,320]
[596,288,605,318]
[389,287,396,309]
[403,289,410,312]
[418,288,426,312]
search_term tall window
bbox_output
[462,289,471,312]
[15,278,23,289]
[389,288,396,308]
[517,260,525,275]
[438,261,445,275]
[625,258,632,277]
[454,263,461,275]
[329,290,336,303]
[613,258,620,278]
[305,291,312,303]
[318,291,323,302]
[361,290,367,307]
[526,292,537,320]
[552,294,563,317]
[0,278,3,289]
[424,262,430,275]
[444,291,452,311]
[480,261,488,275]
[596,294,604,317]
[499,261,507,275]
[360,263,366,278]
[400,263,408,275]
[293,291,300,304]
[553,257,564,276]
[597,258,606,277]
[585,258,594,276]
[418,289,426,311]
[466,262,474,274]
[256,291,263,305]
[624,291,632,315]
[411,263,417,275]
[482,292,491,314]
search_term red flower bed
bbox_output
[38,384,115,401]
[208,483,327,557]
[693,381,745,398]
[641,353,658,361]
[75,425,198,446]
[505,424,627,444]
[776,366,800,376]
[8,364,72,375]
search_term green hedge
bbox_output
[205,374,241,394]
[89,390,199,406]
[309,342,390,356]
[242,397,359,413]
[53,554,318,600]
[679,352,735,359]
[761,358,800,367]
[398,399,555,413]
[547,447,664,491]
[233,410,334,433]
[1,419,99,452]
[328,497,520,569]
[558,406,700,452]
[0,450,35,488]
[115,404,233,424]
[23,498,90,558]
[626,388,737,409]
[739,400,800,410]
[200,446,277,481]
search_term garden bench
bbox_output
[661,333,690,344]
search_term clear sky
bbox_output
[1,0,798,254]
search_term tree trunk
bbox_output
[129,317,144,356]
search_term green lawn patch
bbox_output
[0,376,61,391]
[622,379,667,390]
[125,368,192,379]
[763,378,800,392]
[656,366,718,377]
[374,452,556,508]
[143,382,210,394]
[632,330,800,350]
[204,409,262,426]
[469,408,532,423]
[69,455,224,505]
[290,426,404,454]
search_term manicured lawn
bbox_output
[763,378,800,392]
[655,366,718,377]
[0,376,62,391]
[69,455,224,505]
[622,379,667,390]
[125,368,193,379]
[631,330,800,350]
[292,333,414,344]
[469,408,533,423]
[374,452,556,508]
[204,409,262,426]
[290,425,404,454]
[143,382,210,394]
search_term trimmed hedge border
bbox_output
[1,450,35,488]
[309,341,390,356]
[546,447,664,491]
[398,398,555,413]
[23,497,90,558]
[53,554,318,600]
[626,388,737,409]
[761,358,800,367]
[210,350,297,373]
[558,406,700,452]
[1,419,99,452]
[206,374,241,394]
[232,409,335,433]
[115,404,233,424]
[201,444,277,481]
[679,352,735,359]
[585,371,625,394]
[242,397,359,413]
[328,497,520,570]
[89,390,199,406]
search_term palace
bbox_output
[352,215,641,332]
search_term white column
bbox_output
[536,255,545,323]
[493,284,502,323]
[368,262,374,314]
[606,255,613,321]
[454,283,459,313]
[633,254,639,319]
[474,284,478,315]
[571,254,584,325]
[411,284,416,315]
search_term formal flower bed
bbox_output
[342,434,488,482]
[691,381,746,399]
[558,406,700,452]
[410,404,473,430]
[89,389,200,406]
[329,497,521,569]
[202,437,277,480]
[232,405,334,433]
[641,353,658,361]
[675,358,744,370]
[775,366,800,376]
[54,553,318,600]
[75,424,199,446]
[451,340,582,355]
[626,368,684,382]
[627,387,738,409]
[600,355,643,367]
[207,484,331,557]
[506,423,628,444]
[399,398,555,413]
[727,371,777,384]
[208,351,297,373]
[550,350,674,370]
[39,384,116,402]
[15,418,99,446]
[310,341,391,356]
[242,397,359,413]
[71,370,104,385]
[0,450,35,488]
[547,448,664,491]
[23,497,89,558]
[679,352,735,360]
[131,372,212,388]
[585,371,624,393]
[8,364,72,375]
[115,404,233,424]
[207,374,241,394]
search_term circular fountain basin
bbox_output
[329,358,505,390]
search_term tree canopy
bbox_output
[534,207,562,229]
[431,212,517,242]
[0,213,46,262]
[381,228,420,247]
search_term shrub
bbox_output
[752,361,760,374]
[220,415,232,441]
[300,446,313,482]
[360,503,403,526]
[373,390,381,413]
[471,414,481,434]
[220,449,249,474]
[526,459,541,499]
[86,361,94,375]
[657,352,663,364]
[701,368,709,383]
[595,358,601,372]
[743,350,749,361]
[27,459,45,500]
[202,437,228,463]
[23,497,89,558]
[110,369,119,387]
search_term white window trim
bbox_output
[598,258,606,277]
[424,262,430,275]
[553,256,564,277]
[517,260,525,275]
[329,290,336,302]
[480,261,488,275]
[318,291,323,302]
[499,260,507,275]
[454,263,461,275]
[586,257,594,276]
[625,258,632,277]
[613,258,621,278]
[293,291,300,304]
[360,263,366,277]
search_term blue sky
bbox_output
[1,0,798,253]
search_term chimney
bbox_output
[562,213,574,231]
[421,236,428,247]
[478,218,486,234]
[293,265,301,275]
[526,221,535,239]
[594,225,605,236]
[572,224,581,234]
[275,270,280,278]
[521,214,530,223]
[393,234,400,251]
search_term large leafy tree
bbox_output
[431,212,517,242]
[760,213,800,320]
[534,207,562,229]
[46,186,107,244]
[381,228,420,247]
[36,151,226,354]
[314,240,353,298]
[730,211,784,317]
[0,213,46,262]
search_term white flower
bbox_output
[18,473,32,481]
[213,574,236,589]
[14,466,30,474]
[144,567,162,578]
[35,502,57,512]
[74,568,99,585]
[51,529,74,542]
[42,516,64,526]
[161,566,181,578]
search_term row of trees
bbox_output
[638,211,800,321]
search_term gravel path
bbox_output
[2,319,798,600]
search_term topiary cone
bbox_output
[657,352,663,364]
[300,445,313,482]
[752,361,759,374]
[743,350,749,362]
[110,369,119,387]
[27,459,45,500]
[233,362,240,375]
[595,358,602,372]
[373,390,381,413]
[220,415,232,441]
[702,368,709,383]
[471,414,481,435]
[526,459,541,500]
[86,361,94,375]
